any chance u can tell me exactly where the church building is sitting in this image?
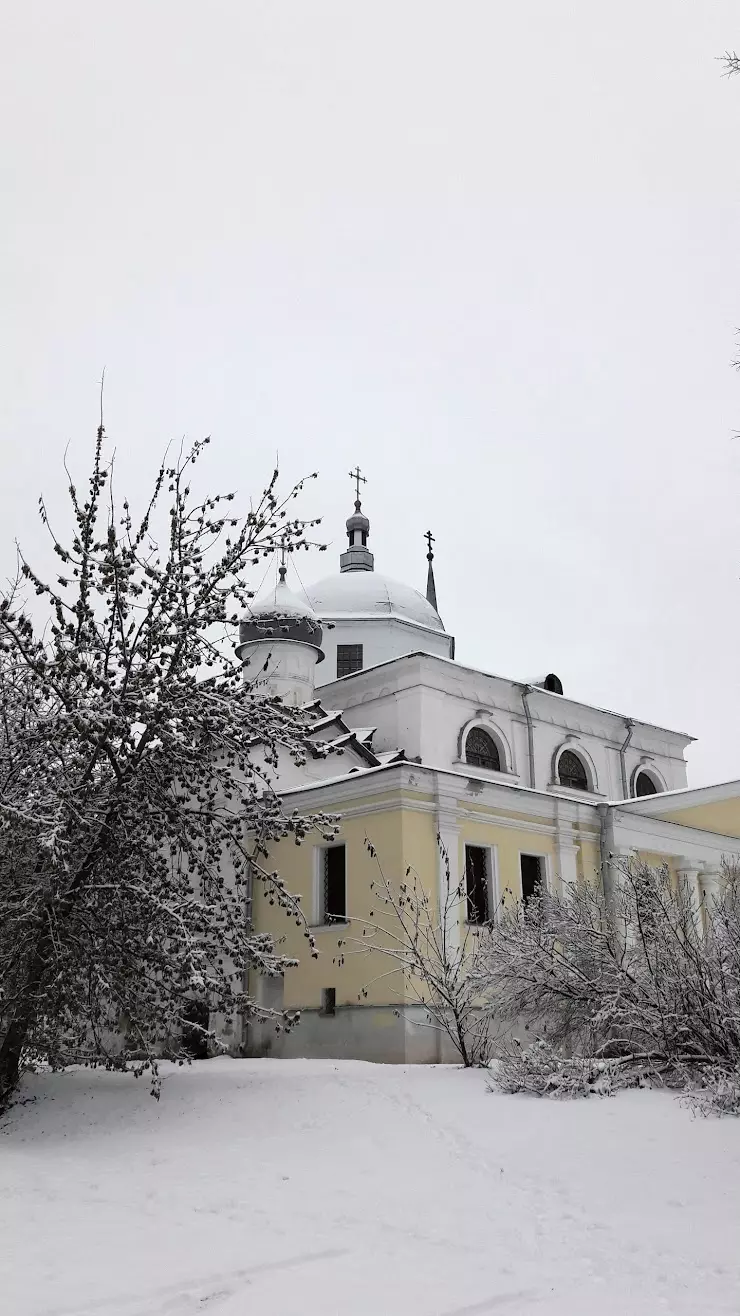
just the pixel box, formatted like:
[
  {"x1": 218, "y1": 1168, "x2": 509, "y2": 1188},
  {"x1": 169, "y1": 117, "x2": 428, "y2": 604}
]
[{"x1": 232, "y1": 474, "x2": 740, "y2": 1063}]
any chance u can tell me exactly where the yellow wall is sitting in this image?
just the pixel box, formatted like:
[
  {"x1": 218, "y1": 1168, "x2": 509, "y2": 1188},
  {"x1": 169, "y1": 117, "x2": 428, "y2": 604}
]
[
  {"x1": 656, "y1": 798, "x2": 740, "y2": 839},
  {"x1": 252, "y1": 799, "x2": 423, "y2": 1011},
  {"x1": 253, "y1": 790, "x2": 611, "y2": 1013}
]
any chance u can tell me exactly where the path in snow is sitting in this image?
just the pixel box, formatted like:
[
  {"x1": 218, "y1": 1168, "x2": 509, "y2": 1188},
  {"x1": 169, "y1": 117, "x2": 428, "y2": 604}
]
[{"x1": 2, "y1": 1058, "x2": 740, "y2": 1316}]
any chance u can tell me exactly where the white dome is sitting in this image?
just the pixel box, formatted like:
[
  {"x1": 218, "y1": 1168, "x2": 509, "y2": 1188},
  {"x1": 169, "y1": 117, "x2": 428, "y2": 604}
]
[
  {"x1": 307, "y1": 571, "x2": 444, "y2": 632},
  {"x1": 247, "y1": 577, "x2": 318, "y2": 622}
]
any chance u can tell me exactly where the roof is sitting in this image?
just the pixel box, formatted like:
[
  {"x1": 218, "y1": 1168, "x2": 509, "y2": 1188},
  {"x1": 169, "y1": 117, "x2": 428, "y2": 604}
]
[
  {"x1": 307, "y1": 571, "x2": 446, "y2": 633},
  {"x1": 321, "y1": 649, "x2": 695, "y2": 743}
]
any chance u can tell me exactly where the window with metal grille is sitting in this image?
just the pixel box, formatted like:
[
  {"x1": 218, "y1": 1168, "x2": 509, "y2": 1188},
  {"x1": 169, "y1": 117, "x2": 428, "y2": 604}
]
[
  {"x1": 465, "y1": 845, "x2": 490, "y2": 924},
  {"x1": 465, "y1": 727, "x2": 501, "y2": 772},
  {"x1": 635, "y1": 770, "x2": 659, "y2": 797},
  {"x1": 320, "y1": 987, "x2": 336, "y2": 1016},
  {"x1": 520, "y1": 854, "x2": 544, "y2": 905},
  {"x1": 336, "y1": 644, "x2": 363, "y2": 678},
  {"x1": 321, "y1": 845, "x2": 347, "y2": 923},
  {"x1": 558, "y1": 749, "x2": 588, "y2": 791}
]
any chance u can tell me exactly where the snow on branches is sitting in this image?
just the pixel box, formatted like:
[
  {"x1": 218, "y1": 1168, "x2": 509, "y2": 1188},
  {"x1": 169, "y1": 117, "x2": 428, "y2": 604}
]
[
  {"x1": 0, "y1": 424, "x2": 333, "y2": 1106},
  {"x1": 475, "y1": 860, "x2": 740, "y2": 1114}
]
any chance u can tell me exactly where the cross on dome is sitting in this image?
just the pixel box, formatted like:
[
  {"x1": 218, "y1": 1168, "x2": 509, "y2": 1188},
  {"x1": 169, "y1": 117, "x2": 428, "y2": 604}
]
[{"x1": 349, "y1": 465, "x2": 367, "y2": 504}]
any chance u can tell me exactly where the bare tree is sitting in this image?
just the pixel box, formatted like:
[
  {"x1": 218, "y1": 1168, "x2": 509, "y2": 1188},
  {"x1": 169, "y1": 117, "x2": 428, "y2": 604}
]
[
  {"x1": 336, "y1": 836, "x2": 495, "y2": 1067},
  {"x1": 474, "y1": 860, "x2": 740, "y2": 1112},
  {"x1": 0, "y1": 422, "x2": 332, "y2": 1107}
]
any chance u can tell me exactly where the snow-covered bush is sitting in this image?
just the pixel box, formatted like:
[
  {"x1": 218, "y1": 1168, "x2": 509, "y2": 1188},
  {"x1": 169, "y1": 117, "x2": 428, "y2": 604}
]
[
  {"x1": 474, "y1": 861, "x2": 740, "y2": 1114},
  {"x1": 492, "y1": 1038, "x2": 621, "y2": 1099},
  {"x1": 0, "y1": 424, "x2": 333, "y2": 1106}
]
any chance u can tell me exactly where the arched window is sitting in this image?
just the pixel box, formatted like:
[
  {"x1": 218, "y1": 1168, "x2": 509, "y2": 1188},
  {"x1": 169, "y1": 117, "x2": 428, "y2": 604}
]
[
  {"x1": 465, "y1": 727, "x2": 501, "y2": 772},
  {"x1": 558, "y1": 749, "x2": 589, "y2": 791},
  {"x1": 635, "y1": 770, "x2": 659, "y2": 797}
]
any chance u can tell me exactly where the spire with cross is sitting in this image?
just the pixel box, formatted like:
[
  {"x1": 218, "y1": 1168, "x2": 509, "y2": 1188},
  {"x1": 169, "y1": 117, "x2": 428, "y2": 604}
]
[
  {"x1": 425, "y1": 530, "x2": 439, "y2": 613},
  {"x1": 340, "y1": 465, "x2": 374, "y2": 573}
]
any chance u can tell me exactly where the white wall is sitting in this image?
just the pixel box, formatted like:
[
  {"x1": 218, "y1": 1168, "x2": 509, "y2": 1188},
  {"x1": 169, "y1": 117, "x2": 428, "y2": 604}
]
[
  {"x1": 316, "y1": 616, "x2": 453, "y2": 686},
  {"x1": 319, "y1": 654, "x2": 690, "y2": 801}
]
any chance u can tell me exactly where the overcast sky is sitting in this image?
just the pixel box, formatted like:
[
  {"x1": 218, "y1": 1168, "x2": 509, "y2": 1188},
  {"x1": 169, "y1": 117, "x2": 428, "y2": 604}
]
[{"x1": 2, "y1": 2, "x2": 740, "y2": 786}]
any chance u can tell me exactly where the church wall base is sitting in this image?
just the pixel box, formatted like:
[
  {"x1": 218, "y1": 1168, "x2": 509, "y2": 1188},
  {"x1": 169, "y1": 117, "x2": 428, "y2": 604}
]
[{"x1": 240, "y1": 1004, "x2": 461, "y2": 1065}]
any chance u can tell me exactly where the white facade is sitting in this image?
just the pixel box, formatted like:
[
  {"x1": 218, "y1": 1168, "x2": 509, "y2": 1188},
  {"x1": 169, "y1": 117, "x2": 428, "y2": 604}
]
[
  {"x1": 317, "y1": 652, "x2": 691, "y2": 803},
  {"x1": 295, "y1": 491, "x2": 692, "y2": 803}
]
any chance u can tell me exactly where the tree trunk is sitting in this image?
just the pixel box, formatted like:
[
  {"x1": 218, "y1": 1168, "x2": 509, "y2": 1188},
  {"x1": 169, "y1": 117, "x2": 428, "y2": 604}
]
[{"x1": 0, "y1": 935, "x2": 51, "y2": 1108}]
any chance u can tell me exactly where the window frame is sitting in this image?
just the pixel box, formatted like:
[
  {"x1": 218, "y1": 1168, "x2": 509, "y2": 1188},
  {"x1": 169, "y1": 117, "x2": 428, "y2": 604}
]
[
  {"x1": 313, "y1": 843, "x2": 348, "y2": 927},
  {"x1": 465, "y1": 727, "x2": 502, "y2": 773},
  {"x1": 336, "y1": 644, "x2": 364, "y2": 678},
  {"x1": 556, "y1": 747, "x2": 591, "y2": 792},
  {"x1": 463, "y1": 843, "x2": 499, "y2": 926},
  {"x1": 631, "y1": 765, "x2": 664, "y2": 798},
  {"x1": 518, "y1": 850, "x2": 549, "y2": 904}
]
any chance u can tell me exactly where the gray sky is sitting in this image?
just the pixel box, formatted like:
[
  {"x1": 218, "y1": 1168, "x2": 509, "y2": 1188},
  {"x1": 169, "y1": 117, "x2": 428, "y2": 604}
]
[{"x1": 2, "y1": 2, "x2": 740, "y2": 786}]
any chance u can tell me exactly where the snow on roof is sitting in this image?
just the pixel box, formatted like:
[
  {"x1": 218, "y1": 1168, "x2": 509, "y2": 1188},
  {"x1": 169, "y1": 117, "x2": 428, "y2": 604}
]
[{"x1": 323, "y1": 650, "x2": 694, "y2": 743}]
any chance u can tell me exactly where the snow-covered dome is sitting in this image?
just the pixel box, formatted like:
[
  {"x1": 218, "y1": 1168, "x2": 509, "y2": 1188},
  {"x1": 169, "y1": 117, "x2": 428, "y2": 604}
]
[
  {"x1": 249, "y1": 577, "x2": 319, "y2": 623},
  {"x1": 237, "y1": 571, "x2": 324, "y2": 657},
  {"x1": 308, "y1": 571, "x2": 444, "y2": 633}
]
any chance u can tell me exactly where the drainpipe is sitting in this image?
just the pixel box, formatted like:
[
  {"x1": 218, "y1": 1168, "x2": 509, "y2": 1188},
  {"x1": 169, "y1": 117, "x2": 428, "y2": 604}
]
[
  {"x1": 619, "y1": 718, "x2": 634, "y2": 800},
  {"x1": 597, "y1": 803, "x2": 610, "y2": 895},
  {"x1": 521, "y1": 685, "x2": 536, "y2": 789}
]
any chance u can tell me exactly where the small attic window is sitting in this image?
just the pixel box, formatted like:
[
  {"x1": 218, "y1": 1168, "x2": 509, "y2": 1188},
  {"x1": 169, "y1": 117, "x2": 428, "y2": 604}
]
[
  {"x1": 542, "y1": 673, "x2": 563, "y2": 695},
  {"x1": 465, "y1": 727, "x2": 501, "y2": 772},
  {"x1": 635, "y1": 770, "x2": 659, "y2": 797},
  {"x1": 558, "y1": 749, "x2": 588, "y2": 791}
]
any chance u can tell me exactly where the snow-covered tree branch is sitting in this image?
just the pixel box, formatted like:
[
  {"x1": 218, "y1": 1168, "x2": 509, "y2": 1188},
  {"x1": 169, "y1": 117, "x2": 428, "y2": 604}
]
[
  {"x1": 336, "y1": 835, "x2": 495, "y2": 1066},
  {"x1": 473, "y1": 860, "x2": 740, "y2": 1112},
  {"x1": 0, "y1": 422, "x2": 333, "y2": 1106}
]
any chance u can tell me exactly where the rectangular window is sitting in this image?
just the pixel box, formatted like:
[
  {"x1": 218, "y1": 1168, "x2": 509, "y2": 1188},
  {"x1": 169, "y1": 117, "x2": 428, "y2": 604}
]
[
  {"x1": 320, "y1": 988, "x2": 336, "y2": 1016},
  {"x1": 336, "y1": 644, "x2": 363, "y2": 678},
  {"x1": 520, "y1": 854, "x2": 544, "y2": 905},
  {"x1": 465, "y1": 845, "x2": 490, "y2": 924},
  {"x1": 321, "y1": 844, "x2": 347, "y2": 924}
]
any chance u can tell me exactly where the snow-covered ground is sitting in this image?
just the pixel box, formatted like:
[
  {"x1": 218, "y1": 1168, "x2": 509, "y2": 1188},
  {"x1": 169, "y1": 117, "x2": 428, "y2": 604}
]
[{"x1": 3, "y1": 1059, "x2": 740, "y2": 1316}]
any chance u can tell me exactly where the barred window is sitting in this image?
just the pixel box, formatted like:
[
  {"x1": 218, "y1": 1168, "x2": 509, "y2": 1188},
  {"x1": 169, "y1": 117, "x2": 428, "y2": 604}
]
[
  {"x1": 558, "y1": 749, "x2": 588, "y2": 791},
  {"x1": 465, "y1": 727, "x2": 501, "y2": 772},
  {"x1": 465, "y1": 845, "x2": 490, "y2": 924},
  {"x1": 321, "y1": 845, "x2": 347, "y2": 924},
  {"x1": 520, "y1": 854, "x2": 544, "y2": 904},
  {"x1": 337, "y1": 644, "x2": 363, "y2": 678}
]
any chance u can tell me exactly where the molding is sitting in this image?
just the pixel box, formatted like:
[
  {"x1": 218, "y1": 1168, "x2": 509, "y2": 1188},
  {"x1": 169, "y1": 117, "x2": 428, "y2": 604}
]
[
  {"x1": 453, "y1": 758, "x2": 520, "y2": 786},
  {"x1": 551, "y1": 739, "x2": 600, "y2": 794},
  {"x1": 547, "y1": 782, "x2": 607, "y2": 802},
  {"x1": 456, "y1": 715, "x2": 515, "y2": 775},
  {"x1": 617, "y1": 778, "x2": 740, "y2": 816},
  {"x1": 611, "y1": 808, "x2": 740, "y2": 859},
  {"x1": 628, "y1": 761, "x2": 668, "y2": 797}
]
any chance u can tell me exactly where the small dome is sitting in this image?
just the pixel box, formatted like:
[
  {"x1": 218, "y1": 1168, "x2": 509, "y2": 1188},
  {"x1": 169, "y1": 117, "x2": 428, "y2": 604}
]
[
  {"x1": 346, "y1": 501, "x2": 370, "y2": 535},
  {"x1": 249, "y1": 577, "x2": 318, "y2": 622},
  {"x1": 307, "y1": 570, "x2": 444, "y2": 632},
  {"x1": 238, "y1": 573, "x2": 324, "y2": 656}
]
